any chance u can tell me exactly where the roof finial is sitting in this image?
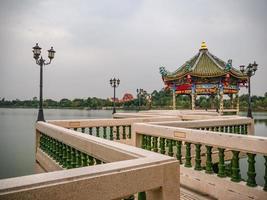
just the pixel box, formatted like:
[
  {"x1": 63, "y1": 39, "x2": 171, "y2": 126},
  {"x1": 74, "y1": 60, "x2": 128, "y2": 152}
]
[{"x1": 200, "y1": 41, "x2": 208, "y2": 50}]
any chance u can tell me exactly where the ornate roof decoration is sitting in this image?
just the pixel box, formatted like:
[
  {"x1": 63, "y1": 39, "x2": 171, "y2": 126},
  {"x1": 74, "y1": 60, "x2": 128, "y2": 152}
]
[{"x1": 160, "y1": 42, "x2": 247, "y2": 81}]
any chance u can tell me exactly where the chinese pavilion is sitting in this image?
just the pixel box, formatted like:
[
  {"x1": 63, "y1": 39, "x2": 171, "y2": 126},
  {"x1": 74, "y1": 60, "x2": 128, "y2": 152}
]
[{"x1": 159, "y1": 42, "x2": 247, "y2": 113}]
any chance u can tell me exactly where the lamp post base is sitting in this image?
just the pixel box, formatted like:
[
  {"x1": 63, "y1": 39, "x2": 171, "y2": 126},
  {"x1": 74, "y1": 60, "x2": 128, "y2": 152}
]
[{"x1": 37, "y1": 109, "x2": 45, "y2": 121}]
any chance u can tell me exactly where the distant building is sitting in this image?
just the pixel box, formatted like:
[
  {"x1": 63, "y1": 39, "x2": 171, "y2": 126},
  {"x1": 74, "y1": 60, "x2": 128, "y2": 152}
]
[
  {"x1": 108, "y1": 97, "x2": 119, "y2": 102},
  {"x1": 121, "y1": 93, "x2": 134, "y2": 103}
]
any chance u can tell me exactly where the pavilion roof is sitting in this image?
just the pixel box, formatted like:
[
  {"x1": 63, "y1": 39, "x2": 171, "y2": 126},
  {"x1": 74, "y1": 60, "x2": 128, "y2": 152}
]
[{"x1": 160, "y1": 42, "x2": 247, "y2": 81}]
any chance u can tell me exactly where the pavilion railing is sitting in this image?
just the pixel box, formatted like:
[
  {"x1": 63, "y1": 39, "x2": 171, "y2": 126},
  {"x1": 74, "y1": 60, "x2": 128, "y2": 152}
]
[
  {"x1": 0, "y1": 122, "x2": 180, "y2": 200},
  {"x1": 132, "y1": 122, "x2": 267, "y2": 200}
]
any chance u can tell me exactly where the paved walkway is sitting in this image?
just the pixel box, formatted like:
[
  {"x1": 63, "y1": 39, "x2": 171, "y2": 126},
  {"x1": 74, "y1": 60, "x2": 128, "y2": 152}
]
[{"x1": 181, "y1": 187, "x2": 215, "y2": 200}]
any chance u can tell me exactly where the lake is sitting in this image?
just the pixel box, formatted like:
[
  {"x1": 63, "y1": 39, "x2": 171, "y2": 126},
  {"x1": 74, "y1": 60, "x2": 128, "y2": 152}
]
[{"x1": 0, "y1": 108, "x2": 266, "y2": 186}]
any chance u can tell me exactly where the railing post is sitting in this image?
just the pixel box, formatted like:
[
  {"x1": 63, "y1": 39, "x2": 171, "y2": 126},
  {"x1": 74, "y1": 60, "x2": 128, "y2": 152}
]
[
  {"x1": 167, "y1": 140, "x2": 173, "y2": 157},
  {"x1": 194, "y1": 144, "x2": 202, "y2": 171},
  {"x1": 128, "y1": 125, "x2": 131, "y2": 139},
  {"x1": 96, "y1": 127, "x2": 100, "y2": 137},
  {"x1": 231, "y1": 150, "x2": 241, "y2": 182},
  {"x1": 109, "y1": 126, "x2": 114, "y2": 140},
  {"x1": 205, "y1": 145, "x2": 213, "y2": 174},
  {"x1": 185, "y1": 142, "x2": 192, "y2": 168},
  {"x1": 160, "y1": 138, "x2": 166, "y2": 155},
  {"x1": 116, "y1": 126, "x2": 120, "y2": 140},
  {"x1": 218, "y1": 148, "x2": 226, "y2": 177},
  {"x1": 176, "y1": 141, "x2": 182, "y2": 164},
  {"x1": 103, "y1": 126, "x2": 107, "y2": 139},
  {"x1": 152, "y1": 137, "x2": 158, "y2": 152},
  {"x1": 247, "y1": 153, "x2": 256, "y2": 187},
  {"x1": 122, "y1": 125, "x2": 126, "y2": 139}
]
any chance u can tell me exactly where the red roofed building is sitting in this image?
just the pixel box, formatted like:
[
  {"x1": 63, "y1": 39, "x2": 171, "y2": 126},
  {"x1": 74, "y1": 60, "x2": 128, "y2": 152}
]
[{"x1": 121, "y1": 93, "x2": 134, "y2": 103}]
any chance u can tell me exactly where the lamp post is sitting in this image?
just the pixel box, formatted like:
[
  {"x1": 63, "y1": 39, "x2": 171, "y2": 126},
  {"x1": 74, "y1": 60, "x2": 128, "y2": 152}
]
[
  {"x1": 110, "y1": 78, "x2": 120, "y2": 114},
  {"x1": 32, "y1": 43, "x2": 56, "y2": 121},
  {"x1": 136, "y1": 88, "x2": 144, "y2": 111},
  {"x1": 239, "y1": 61, "x2": 258, "y2": 118}
]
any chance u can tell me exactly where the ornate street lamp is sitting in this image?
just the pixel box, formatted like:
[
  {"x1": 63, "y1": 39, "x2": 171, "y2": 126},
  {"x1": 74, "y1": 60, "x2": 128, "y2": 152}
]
[
  {"x1": 110, "y1": 78, "x2": 120, "y2": 114},
  {"x1": 136, "y1": 88, "x2": 144, "y2": 111},
  {"x1": 239, "y1": 61, "x2": 258, "y2": 118},
  {"x1": 32, "y1": 43, "x2": 56, "y2": 121}
]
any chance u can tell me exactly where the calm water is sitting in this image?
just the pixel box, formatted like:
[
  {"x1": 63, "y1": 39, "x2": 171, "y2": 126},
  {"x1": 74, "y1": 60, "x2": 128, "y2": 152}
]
[
  {"x1": 0, "y1": 108, "x2": 113, "y2": 179},
  {"x1": 0, "y1": 109, "x2": 266, "y2": 186}
]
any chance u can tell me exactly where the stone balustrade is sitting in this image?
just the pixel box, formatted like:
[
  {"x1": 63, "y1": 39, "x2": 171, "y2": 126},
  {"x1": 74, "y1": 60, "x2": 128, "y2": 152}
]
[
  {"x1": 150, "y1": 117, "x2": 254, "y2": 135},
  {"x1": 132, "y1": 122, "x2": 267, "y2": 199},
  {"x1": 0, "y1": 111, "x2": 264, "y2": 200},
  {"x1": 48, "y1": 116, "x2": 181, "y2": 142},
  {"x1": 0, "y1": 121, "x2": 180, "y2": 200}
]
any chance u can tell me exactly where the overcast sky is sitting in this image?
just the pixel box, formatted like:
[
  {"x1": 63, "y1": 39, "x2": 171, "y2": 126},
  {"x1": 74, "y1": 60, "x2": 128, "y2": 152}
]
[{"x1": 0, "y1": 0, "x2": 266, "y2": 100}]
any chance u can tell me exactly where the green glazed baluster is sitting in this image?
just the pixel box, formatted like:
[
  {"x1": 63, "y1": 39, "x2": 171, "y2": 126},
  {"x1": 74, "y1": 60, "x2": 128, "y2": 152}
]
[
  {"x1": 216, "y1": 127, "x2": 219, "y2": 132},
  {"x1": 185, "y1": 142, "x2": 192, "y2": 168},
  {"x1": 103, "y1": 126, "x2": 107, "y2": 139},
  {"x1": 58, "y1": 142, "x2": 64, "y2": 165},
  {"x1": 244, "y1": 124, "x2": 248, "y2": 134},
  {"x1": 109, "y1": 126, "x2": 114, "y2": 140},
  {"x1": 138, "y1": 191, "x2": 146, "y2": 200},
  {"x1": 147, "y1": 136, "x2": 151, "y2": 151},
  {"x1": 152, "y1": 137, "x2": 158, "y2": 152},
  {"x1": 48, "y1": 136, "x2": 53, "y2": 156},
  {"x1": 96, "y1": 127, "x2": 100, "y2": 137},
  {"x1": 39, "y1": 134, "x2": 44, "y2": 150},
  {"x1": 142, "y1": 135, "x2": 147, "y2": 149},
  {"x1": 168, "y1": 139, "x2": 173, "y2": 157},
  {"x1": 66, "y1": 146, "x2": 72, "y2": 169},
  {"x1": 218, "y1": 148, "x2": 226, "y2": 177},
  {"x1": 231, "y1": 150, "x2": 241, "y2": 182},
  {"x1": 81, "y1": 127, "x2": 85, "y2": 133},
  {"x1": 237, "y1": 125, "x2": 240, "y2": 134},
  {"x1": 229, "y1": 126, "x2": 233, "y2": 133},
  {"x1": 48, "y1": 137, "x2": 53, "y2": 157},
  {"x1": 176, "y1": 141, "x2": 182, "y2": 164},
  {"x1": 122, "y1": 125, "x2": 126, "y2": 139},
  {"x1": 264, "y1": 156, "x2": 267, "y2": 191},
  {"x1": 82, "y1": 153, "x2": 89, "y2": 166},
  {"x1": 52, "y1": 139, "x2": 57, "y2": 159},
  {"x1": 77, "y1": 150, "x2": 82, "y2": 167},
  {"x1": 41, "y1": 134, "x2": 46, "y2": 152},
  {"x1": 128, "y1": 125, "x2": 131, "y2": 139},
  {"x1": 55, "y1": 140, "x2": 60, "y2": 162},
  {"x1": 62, "y1": 144, "x2": 67, "y2": 168},
  {"x1": 160, "y1": 138, "x2": 166, "y2": 154},
  {"x1": 89, "y1": 127, "x2": 93, "y2": 135},
  {"x1": 71, "y1": 148, "x2": 77, "y2": 168},
  {"x1": 219, "y1": 126, "x2": 224, "y2": 132},
  {"x1": 194, "y1": 144, "x2": 202, "y2": 171},
  {"x1": 240, "y1": 125, "x2": 245, "y2": 134},
  {"x1": 205, "y1": 146, "x2": 213, "y2": 174},
  {"x1": 89, "y1": 155, "x2": 94, "y2": 166},
  {"x1": 95, "y1": 158, "x2": 102, "y2": 165},
  {"x1": 247, "y1": 153, "x2": 256, "y2": 187},
  {"x1": 116, "y1": 126, "x2": 120, "y2": 140}
]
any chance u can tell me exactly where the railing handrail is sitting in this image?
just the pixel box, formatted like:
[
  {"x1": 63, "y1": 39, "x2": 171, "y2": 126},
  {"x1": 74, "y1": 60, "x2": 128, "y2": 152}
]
[
  {"x1": 148, "y1": 117, "x2": 253, "y2": 127},
  {"x1": 133, "y1": 123, "x2": 267, "y2": 155},
  {"x1": 47, "y1": 116, "x2": 181, "y2": 128}
]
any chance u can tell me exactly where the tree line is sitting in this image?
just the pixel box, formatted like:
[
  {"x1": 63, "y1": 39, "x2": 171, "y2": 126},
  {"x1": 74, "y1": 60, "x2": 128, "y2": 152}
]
[{"x1": 1, "y1": 90, "x2": 267, "y2": 111}]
